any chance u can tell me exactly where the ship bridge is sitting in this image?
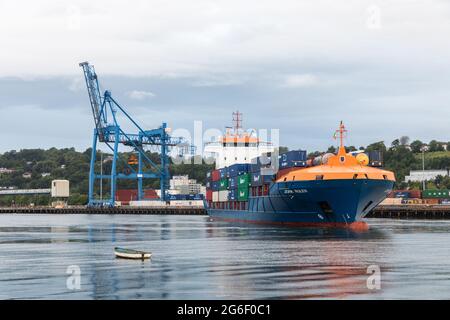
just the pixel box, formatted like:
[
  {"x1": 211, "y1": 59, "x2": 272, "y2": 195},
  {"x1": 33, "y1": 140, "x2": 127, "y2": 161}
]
[{"x1": 204, "y1": 111, "x2": 274, "y2": 169}]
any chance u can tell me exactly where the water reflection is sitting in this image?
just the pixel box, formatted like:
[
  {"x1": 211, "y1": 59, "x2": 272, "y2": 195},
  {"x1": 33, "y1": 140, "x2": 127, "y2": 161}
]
[{"x1": 0, "y1": 215, "x2": 449, "y2": 299}]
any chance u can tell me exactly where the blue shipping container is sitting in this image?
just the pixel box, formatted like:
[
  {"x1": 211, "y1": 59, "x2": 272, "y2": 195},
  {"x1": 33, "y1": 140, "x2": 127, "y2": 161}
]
[
  {"x1": 229, "y1": 176, "x2": 238, "y2": 189},
  {"x1": 211, "y1": 181, "x2": 220, "y2": 191},
  {"x1": 186, "y1": 194, "x2": 204, "y2": 200},
  {"x1": 168, "y1": 194, "x2": 188, "y2": 200},
  {"x1": 394, "y1": 192, "x2": 410, "y2": 199},
  {"x1": 193, "y1": 194, "x2": 204, "y2": 200},
  {"x1": 168, "y1": 194, "x2": 177, "y2": 200},
  {"x1": 219, "y1": 168, "x2": 228, "y2": 179},
  {"x1": 279, "y1": 150, "x2": 307, "y2": 169},
  {"x1": 228, "y1": 163, "x2": 250, "y2": 177},
  {"x1": 228, "y1": 189, "x2": 237, "y2": 201}
]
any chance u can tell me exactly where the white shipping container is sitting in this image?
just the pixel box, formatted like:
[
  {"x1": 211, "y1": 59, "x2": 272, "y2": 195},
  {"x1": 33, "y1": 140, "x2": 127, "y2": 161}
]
[
  {"x1": 212, "y1": 191, "x2": 219, "y2": 202},
  {"x1": 169, "y1": 200, "x2": 204, "y2": 207},
  {"x1": 379, "y1": 198, "x2": 403, "y2": 206},
  {"x1": 129, "y1": 200, "x2": 167, "y2": 207},
  {"x1": 219, "y1": 190, "x2": 228, "y2": 202},
  {"x1": 51, "y1": 180, "x2": 70, "y2": 198}
]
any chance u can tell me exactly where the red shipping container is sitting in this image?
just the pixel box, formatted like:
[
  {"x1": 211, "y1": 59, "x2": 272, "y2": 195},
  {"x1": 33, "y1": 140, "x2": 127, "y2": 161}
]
[
  {"x1": 257, "y1": 186, "x2": 263, "y2": 196},
  {"x1": 206, "y1": 190, "x2": 213, "y2": 201},
  {"x1": 408, "y1": 190, "x2": 422, "y2": 199},
  {"x1": 263, "y1": 184, "x2": 269, "y2": 195},
  {"x1": 211, "y1": 170, "x2": 220, "y2": 181},
  {"x1": 116, "y1": 189, "x2": 159, "y2": 205}
]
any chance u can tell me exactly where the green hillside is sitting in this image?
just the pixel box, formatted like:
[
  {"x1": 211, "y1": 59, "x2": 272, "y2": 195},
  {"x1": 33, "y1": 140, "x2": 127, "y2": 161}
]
[
  {"x1": 0, "y1": 148, "x2": 214, "y2": 206},
  {"x1": 2, "y1": 139, "x2": 450, "y2": 206}
]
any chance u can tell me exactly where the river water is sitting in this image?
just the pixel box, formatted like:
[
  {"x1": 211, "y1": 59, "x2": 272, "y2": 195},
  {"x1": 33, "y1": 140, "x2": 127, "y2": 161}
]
[{"x1": 0, "y1": 214, "x2": 449, "y2": 299}]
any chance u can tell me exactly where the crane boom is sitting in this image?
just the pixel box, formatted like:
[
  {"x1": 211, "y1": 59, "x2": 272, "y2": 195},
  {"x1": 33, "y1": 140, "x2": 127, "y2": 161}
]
[{"x1": 79, "y1": 61, "x2": 106, "y2": 141}]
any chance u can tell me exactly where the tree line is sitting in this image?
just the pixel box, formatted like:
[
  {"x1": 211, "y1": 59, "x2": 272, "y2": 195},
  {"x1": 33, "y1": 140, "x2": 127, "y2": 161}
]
[{"x1": 1, "y1": 138, "x2": 449, "y2": 205}]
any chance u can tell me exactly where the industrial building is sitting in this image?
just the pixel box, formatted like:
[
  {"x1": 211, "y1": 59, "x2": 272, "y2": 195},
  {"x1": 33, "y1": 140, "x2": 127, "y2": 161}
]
[{"x1": 404, "y1": 170, "x2": 450, "y2": 182}]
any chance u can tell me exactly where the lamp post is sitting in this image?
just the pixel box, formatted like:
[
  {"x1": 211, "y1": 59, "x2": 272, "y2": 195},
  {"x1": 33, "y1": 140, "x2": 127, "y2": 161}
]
[{"x1": 421, "y1": 146, "x2": 426, "y2": 191}]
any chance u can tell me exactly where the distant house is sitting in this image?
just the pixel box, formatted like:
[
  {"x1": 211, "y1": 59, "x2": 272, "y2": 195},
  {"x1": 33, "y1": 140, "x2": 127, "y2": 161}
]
[
  {"x1": 41, "y1": 172, "x2": 51, "y2": 177},
  {"x1": 0, "y1": 168, "x2": 14, "y2": 174},
  {"x1": 22, "y1": 172, "x2": 32, "y2": 179},
  {"x1": 60, "y1": 165, "x2": 66, "y2": 169},
  {"x1": 0, "y1": 186, "x2": 17, "y2": 190},
  {"x1": 103, "y1": 156, "x2": 114, "y2": 163}
]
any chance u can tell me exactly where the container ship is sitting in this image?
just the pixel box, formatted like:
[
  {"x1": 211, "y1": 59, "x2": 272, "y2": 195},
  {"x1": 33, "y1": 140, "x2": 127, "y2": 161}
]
[{"x1": 204, "y1": 113, "x2": 396, "y2": 229}]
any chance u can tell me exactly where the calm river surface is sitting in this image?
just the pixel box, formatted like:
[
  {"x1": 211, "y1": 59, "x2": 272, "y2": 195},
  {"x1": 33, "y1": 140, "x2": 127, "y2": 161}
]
[{"x1": 0, "y1": 214, "x2": 449, "y2": 299}]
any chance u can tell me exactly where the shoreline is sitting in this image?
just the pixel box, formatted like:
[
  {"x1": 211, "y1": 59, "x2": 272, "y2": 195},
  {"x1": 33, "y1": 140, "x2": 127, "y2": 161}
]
[{"x1": 1, "y1": 205, "x2": 450, "y2": 219}]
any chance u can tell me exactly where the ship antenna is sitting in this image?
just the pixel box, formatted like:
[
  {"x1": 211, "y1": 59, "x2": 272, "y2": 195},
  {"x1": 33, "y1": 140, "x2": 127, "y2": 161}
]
[
  {"x1": 334, "y1": 121, "x2": 347, "y2": 153},
  {"x1": 232, "y1": 110, "x2": 242, "y2": 135}
]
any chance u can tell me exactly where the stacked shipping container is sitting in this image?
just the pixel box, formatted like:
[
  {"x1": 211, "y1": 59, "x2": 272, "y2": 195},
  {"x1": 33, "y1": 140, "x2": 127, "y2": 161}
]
[
  {"x1": 382, "y1": 189, "x2": 450, "y2": 205},
  {"x1": 206, "y1": 150, "x2": 308, "y2": 210}
]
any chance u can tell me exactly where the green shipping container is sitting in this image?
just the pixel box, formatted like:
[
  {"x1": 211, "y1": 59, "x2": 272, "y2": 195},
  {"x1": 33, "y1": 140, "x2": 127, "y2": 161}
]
[
  {"x1": 219, "y1": 178, "x2": 229, "y2": 190},
  {"x1": 237, "y1": 173, "x2": 250, "y2": 187},
  {"x1": 422, "y1": 189, "x2": 450, "y2": 199},
  {"x1": 237, "y1": 186, "x2": 249, "y2": 201}
]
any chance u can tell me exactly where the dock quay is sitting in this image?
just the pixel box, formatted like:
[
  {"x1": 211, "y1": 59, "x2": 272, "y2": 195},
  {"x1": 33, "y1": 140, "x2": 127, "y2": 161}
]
[
  {"x1": 368, "y1": 205, "x2": 450, "y2": 219},
  {"x1": 0, "y1": 206, "x2": 207, "y2": 215},
  {"x1": 2, "y1": 205, "x2": 450, "y2": 219}
]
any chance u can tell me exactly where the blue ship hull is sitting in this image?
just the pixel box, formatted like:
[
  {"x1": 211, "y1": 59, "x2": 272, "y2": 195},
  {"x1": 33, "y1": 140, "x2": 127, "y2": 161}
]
[{"x1": 207, "y1": 179, "x2": 394, "y2": 227}]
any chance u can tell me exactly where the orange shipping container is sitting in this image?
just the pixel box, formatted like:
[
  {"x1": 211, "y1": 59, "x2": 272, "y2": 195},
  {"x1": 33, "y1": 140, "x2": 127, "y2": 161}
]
[{"x1": 423, "y1": 198, "x2": 440, "y2": 205}]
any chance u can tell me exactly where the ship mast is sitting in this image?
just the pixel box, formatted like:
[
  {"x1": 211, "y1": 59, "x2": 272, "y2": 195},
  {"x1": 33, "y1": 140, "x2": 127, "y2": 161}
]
[
  {"x1": 335, "y1": 121, "x2": 347, "y2": 154},
  {"x1": 232, "y1": 110, "x2": 242, "y2": 136}
]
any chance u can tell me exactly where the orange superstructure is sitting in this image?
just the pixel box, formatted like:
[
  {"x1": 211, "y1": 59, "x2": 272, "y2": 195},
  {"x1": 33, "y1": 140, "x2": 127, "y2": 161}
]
[
  {"x1": 276, "y1": 122, "x2": 396, "y2": 182},
  {"x1": 219, "y1": 133, "x2": 260, "y2": 144}
]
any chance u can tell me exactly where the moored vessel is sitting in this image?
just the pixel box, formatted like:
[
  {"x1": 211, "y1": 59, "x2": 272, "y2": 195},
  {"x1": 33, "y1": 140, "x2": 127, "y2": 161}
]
[
  {"x1": 205, "y1": 115, "x2": 395, "y2": 229},
  {"x1": 114, "y1": 247, "x2": 152, "y2": 260}
]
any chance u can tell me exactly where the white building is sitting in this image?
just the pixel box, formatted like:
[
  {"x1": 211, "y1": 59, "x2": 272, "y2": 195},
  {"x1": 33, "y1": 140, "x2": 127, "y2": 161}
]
[
  {"x1": 22, "y1": 172, "x2": 32, "y2": 179},
  {"x1": 405, "y1": 170, "x2": 450, "y2": 182},
  {"x1": 51, "y1": 180, "x2": 70, "y2": 198},
  {"x1": 169, "y1": 175, "x2": 203, "y2": 194}
]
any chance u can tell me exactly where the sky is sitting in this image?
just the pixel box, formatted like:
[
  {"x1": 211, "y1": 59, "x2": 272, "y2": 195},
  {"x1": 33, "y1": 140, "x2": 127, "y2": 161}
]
[{"x1": 1, "y1": 0, "x2": 450, "y2": 154}]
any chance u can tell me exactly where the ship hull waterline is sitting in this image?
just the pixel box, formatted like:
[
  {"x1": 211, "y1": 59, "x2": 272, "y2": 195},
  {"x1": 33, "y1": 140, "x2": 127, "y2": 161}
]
[{"x1": 207, "y1": 179, "x2": 394, "y2": 230}]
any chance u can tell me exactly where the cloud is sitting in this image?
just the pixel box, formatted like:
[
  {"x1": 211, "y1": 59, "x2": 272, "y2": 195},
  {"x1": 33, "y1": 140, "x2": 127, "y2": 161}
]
[
  {"x1": 1, "y1": 0, "x2": 450, "y2": 78},
  {"x1": 68, "y1": 77, "x2": 84, "y2": 92},
  {"x1": 281, "y1": 74, "x2": 319, "y2": 88},
  {"x1": 126, "y1": 90, "x2": 156, "y2": 100},
  {"x1": 190, "y1": 75, "x2": 247, "y2": 87}
]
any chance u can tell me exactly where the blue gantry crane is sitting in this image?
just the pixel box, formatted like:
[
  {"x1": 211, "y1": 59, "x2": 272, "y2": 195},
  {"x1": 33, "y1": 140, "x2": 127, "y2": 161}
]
[{"x1": 79, "y1": 61, "x2": 183, "y2": 207}]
